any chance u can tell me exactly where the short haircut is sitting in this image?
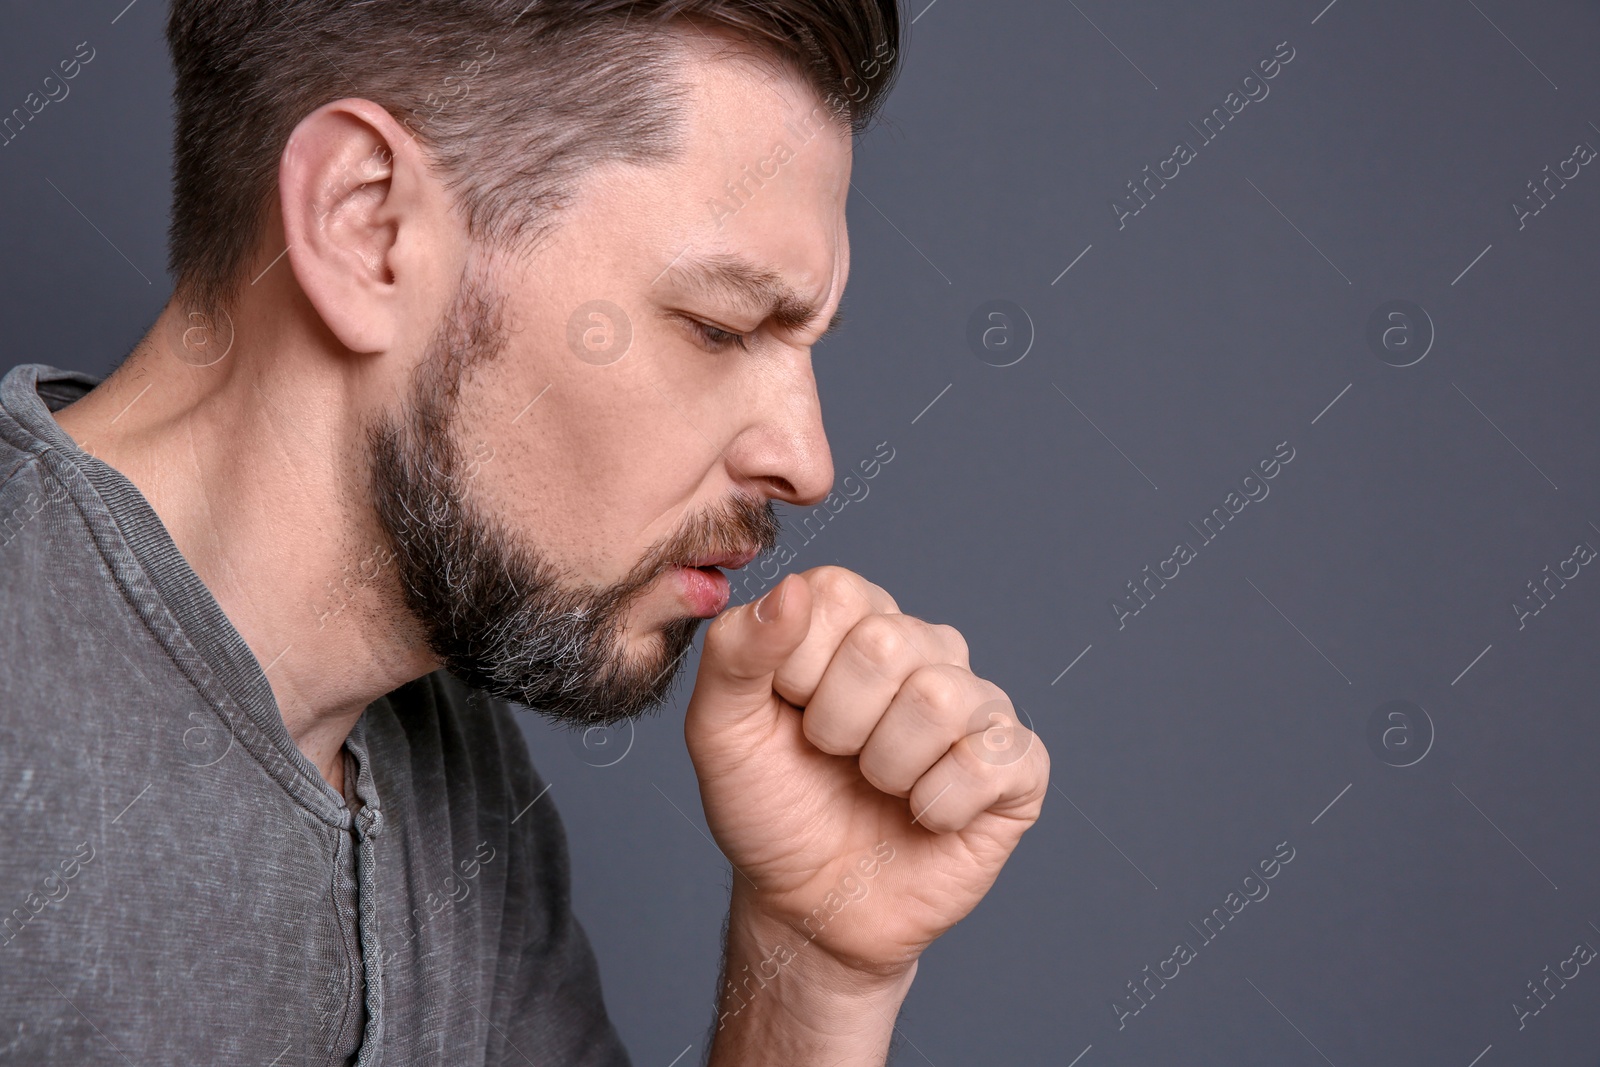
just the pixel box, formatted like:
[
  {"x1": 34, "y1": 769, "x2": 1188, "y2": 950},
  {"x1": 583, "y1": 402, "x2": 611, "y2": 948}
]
[{"x1": 165, "y1": 0, "x2": 901, "y2": 317}]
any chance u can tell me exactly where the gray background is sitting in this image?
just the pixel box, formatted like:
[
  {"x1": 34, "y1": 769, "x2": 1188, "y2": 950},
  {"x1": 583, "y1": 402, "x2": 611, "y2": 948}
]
[{"x1": 5, "y1": 0, "x2": 1600, "y2": 1063}]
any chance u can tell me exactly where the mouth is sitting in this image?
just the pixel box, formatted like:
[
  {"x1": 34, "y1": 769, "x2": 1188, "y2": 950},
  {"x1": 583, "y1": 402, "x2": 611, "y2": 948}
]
[
  {"x1": 671, "y1": 547, "x2": 762, "y2": 617},
  {"x1": 681, "y1": 546, "x2": 762, "y2": 571}
]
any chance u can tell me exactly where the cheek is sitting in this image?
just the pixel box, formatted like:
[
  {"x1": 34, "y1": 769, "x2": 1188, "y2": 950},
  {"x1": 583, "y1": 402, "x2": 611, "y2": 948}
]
[{"x1": 453, "y1": 356, "x2": 721, "y2": 575}]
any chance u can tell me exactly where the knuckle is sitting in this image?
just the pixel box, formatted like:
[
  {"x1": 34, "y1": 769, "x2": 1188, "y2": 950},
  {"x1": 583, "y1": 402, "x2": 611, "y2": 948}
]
[
  {"x1": 848, "y1": 612, "x2": 904, "y2": 668},
  {"x1": 807, "y1": 565, "x2": 860, "y2": 607},
  {"x1": 976, "y1": 677, "x2": 1011, "y2": 708},
  {"x1": 867, "y1": 579, "x2": 900, "y2": 614},
  {"x1": 934, "y1": 622, "x2": 969, "y2": 661},
  {"x1": 906, "y1": 663, "x2": 967, "y2": 717},
  {"x1": 806, "y1": 564, "x2": 898, "y2": 616}
]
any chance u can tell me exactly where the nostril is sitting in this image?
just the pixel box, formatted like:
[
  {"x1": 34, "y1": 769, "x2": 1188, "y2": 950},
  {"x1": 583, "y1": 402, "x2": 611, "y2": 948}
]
[{"x1": 762, "y1": 476, "x2": 798, "y2": 499}]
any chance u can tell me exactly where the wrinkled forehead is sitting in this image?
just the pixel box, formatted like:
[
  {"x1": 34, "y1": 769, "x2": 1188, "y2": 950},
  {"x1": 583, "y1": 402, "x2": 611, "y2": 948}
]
[{"x1": 649, "y1": 35, "x2": 855, "y2": 308}]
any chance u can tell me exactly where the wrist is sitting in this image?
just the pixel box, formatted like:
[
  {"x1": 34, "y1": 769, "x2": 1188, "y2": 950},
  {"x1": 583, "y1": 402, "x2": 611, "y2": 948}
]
[{"x1": 713, "y1": 891, "x2": 916, "y2": 1045}]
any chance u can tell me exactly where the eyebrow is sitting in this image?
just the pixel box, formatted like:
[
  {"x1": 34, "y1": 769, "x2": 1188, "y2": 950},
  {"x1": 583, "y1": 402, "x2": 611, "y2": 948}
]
[{"x1": 656, "y1": 251, "x2": 843, "y2": 340}]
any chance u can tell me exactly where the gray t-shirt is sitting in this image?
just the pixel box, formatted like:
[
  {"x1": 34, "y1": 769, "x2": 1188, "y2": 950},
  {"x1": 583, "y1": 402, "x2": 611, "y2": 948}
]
[{"x1": 0, "y1": 363, "x2": 633, "y2": 1066}]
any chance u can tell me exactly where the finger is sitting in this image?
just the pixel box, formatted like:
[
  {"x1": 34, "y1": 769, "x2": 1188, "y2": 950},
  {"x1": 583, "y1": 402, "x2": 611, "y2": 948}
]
[
  {"x1": 771, "y1": 566, "x2": 901, "y2": 708},
  {"x1": 855, "y1": 665, "x2": 1003, "y2": 796},
  {"x1": 907, "y1": 720, "x2": 1050, "y2": 835},
  {"x1": 685, "y1": 573, "x2": 812, "y2": 735},
  {"x1": 802, "y1": 623, "x2": 971, "y2": 757}
]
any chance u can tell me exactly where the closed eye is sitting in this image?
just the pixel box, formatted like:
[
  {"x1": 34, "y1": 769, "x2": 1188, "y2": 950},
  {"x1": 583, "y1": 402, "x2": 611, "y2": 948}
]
[{"x1": 684, "y1": 316, "x2": 751, "y2": 352}]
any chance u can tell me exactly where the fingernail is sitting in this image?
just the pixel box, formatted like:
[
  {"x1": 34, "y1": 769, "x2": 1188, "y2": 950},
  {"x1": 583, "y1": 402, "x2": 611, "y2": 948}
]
[{"x1": 754, "y1": 580, "x2": 786, "y2": 624}]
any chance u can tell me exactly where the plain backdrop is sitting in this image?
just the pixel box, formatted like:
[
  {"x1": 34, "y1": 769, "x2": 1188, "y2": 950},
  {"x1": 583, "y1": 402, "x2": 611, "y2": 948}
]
[{"x1": 5, "y1": 1, "x2": 1600, "y2": 1063}]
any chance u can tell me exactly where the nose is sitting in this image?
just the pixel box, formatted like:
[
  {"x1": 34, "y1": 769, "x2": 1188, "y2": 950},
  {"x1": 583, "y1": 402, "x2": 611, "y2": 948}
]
[{"x1": 724, "y1": 352, "x2": 834, "y2": 507}]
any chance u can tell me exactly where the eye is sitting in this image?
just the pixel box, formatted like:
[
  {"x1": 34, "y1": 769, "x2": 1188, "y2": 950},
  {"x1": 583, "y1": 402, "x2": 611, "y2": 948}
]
[{"x1": 684, "y1": 316, "x2": 751, "y2": 352}]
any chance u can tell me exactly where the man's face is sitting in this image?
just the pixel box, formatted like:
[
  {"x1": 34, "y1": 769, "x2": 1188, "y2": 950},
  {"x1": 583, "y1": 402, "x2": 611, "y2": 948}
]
[{"x1": 369, "y1": 38, "x2": 851, "y2": 725}]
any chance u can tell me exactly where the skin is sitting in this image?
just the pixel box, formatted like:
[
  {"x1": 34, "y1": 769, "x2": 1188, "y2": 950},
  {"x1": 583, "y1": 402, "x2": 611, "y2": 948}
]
[{"x1": 51, "y1": 29, "x2": 1049, "y2": 1064}]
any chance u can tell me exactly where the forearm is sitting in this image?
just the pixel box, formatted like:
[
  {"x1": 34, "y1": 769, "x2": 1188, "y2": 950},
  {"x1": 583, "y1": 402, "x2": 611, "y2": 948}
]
[{"x1": 705, "y1": 894, "x2": 917, "y2": 1066}]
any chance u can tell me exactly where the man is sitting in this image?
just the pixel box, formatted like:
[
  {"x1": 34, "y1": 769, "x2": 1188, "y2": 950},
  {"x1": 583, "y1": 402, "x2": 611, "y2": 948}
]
[{"x1": 0, "y1": 1, "x2": 1049, "y2": 1062}]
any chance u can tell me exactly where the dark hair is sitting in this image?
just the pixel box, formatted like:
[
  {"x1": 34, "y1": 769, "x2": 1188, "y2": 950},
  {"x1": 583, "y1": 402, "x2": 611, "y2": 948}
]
[{"x1": 165, "y1": 0, "x2": 901, "y2": 318}]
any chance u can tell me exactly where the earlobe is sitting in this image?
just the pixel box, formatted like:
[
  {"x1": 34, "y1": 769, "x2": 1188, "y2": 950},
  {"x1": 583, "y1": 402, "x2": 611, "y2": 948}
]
[{"x1": 276, "y1": 99, "x2": 414, "y2": 355}]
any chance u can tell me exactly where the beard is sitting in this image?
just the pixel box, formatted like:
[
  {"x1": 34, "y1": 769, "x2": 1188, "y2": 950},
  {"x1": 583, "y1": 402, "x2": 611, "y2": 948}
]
[{"x1": 365, "y1": 264, "x2": 781, "y2": 727}]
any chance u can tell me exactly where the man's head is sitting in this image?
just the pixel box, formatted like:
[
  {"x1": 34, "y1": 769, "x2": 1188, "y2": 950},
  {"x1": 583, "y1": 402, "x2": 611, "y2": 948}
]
[{"x1": 160, "y1": 1, "x2": 899, "y2": 724}]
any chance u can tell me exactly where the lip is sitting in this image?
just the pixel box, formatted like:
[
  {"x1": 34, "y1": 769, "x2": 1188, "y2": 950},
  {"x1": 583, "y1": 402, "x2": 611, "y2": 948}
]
[
  {"x1": 675, "y1": 564, "x2": 732, "y2": 617},
  {"x1": 682, "y1": 546, "x2": 761, "y2": 571}
]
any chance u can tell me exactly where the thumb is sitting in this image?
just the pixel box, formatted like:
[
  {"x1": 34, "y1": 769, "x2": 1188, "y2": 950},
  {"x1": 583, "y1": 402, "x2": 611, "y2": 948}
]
[{"x1": 687, "y1": 573, "x2": 812, "y2": 734}]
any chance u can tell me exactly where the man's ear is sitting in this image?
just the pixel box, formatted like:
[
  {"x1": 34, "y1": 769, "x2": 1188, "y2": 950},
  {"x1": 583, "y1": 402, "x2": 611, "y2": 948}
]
[{"x1": 276, "y1": 99, "x2": 445, "y2": 355}]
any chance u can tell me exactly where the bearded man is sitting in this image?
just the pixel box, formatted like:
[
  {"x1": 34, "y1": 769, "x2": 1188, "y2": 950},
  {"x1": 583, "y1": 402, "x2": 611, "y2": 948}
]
[{"x1": 0, "y1": 2, "x2": 1049, "y2": 1063}]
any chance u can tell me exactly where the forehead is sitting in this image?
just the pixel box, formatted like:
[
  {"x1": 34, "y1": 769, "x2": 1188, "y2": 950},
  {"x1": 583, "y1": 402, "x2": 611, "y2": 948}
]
[{"x1": 566, "y1": 31, "x2": 854, "y2": 311}]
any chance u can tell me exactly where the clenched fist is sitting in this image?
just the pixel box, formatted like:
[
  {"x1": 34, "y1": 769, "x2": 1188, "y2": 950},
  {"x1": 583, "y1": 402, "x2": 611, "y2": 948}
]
[{"x1": 685, "y1": 565, "x2": 1050, "y2": 986}]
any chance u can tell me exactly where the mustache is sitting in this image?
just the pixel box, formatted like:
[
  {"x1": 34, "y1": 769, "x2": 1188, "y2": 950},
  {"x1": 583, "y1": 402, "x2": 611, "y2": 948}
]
[{"x1": 626, "y1": 491, "x2": 783, "y2": 593}]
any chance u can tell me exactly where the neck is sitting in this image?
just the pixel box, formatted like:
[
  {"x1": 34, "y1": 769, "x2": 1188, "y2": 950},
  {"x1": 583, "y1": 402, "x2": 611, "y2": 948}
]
[{"x1": 51, "y1": 299, "x2": 438, "y2": 788}]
